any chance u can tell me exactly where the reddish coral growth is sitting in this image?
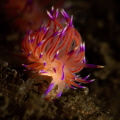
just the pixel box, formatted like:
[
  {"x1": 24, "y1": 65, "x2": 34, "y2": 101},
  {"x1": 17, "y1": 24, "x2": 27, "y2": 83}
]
[{"x1": 4, "y1": 0, "x2": 65, "y2": 32}]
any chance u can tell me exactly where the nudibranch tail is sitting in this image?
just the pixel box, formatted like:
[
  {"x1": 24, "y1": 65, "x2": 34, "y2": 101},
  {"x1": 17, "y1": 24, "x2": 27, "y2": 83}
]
[{"x1": 21, "y1": 7, "x2": 104, "y2": 98}]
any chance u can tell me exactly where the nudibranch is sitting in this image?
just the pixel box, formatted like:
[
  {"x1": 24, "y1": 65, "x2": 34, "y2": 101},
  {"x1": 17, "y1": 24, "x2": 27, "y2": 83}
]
[{"x1": 21, "y1": 7, "x2": 104, "y2": 98}]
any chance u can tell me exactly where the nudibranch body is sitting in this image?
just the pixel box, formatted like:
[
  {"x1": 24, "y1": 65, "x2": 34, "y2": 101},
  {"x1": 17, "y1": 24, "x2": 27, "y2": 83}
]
[{"x1": 21, "y1": 7, "x2": 103, "y2": 98}]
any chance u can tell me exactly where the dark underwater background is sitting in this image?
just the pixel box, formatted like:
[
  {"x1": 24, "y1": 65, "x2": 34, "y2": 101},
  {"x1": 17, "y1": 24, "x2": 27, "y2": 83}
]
[{"x1": 0, "y1": 0, "x2": 120, "y2": 120}]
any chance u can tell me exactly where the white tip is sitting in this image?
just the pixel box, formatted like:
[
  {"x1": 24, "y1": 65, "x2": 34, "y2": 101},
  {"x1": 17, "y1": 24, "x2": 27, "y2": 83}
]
[
  {"x1": 46, "y1": 10, "x2": 53, "y2": 19},
  {"x1": 57, "y1": 50, "x2": 59, "y2": 54},
  {"x1": 51, "y1": 6, "x2": 54, "y2": 11}
]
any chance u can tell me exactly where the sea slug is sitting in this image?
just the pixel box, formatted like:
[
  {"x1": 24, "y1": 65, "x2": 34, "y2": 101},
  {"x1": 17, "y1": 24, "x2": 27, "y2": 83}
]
[{"x1": 21, "y1": 7, "x2": 104, "y2": 98}]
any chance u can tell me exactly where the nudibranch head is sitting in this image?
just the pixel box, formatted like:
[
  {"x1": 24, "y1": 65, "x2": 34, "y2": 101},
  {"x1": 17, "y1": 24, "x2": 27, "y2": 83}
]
[{"x1": 21, "y1": 7, "x2": 104, "y2": 98}]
